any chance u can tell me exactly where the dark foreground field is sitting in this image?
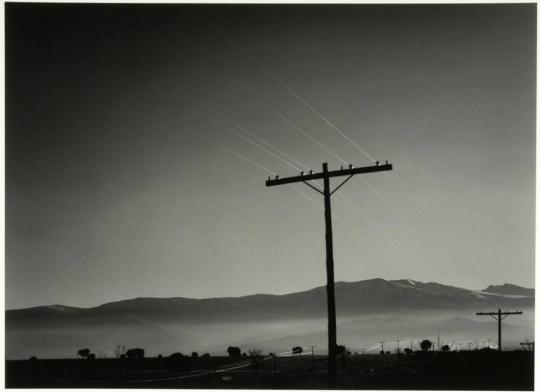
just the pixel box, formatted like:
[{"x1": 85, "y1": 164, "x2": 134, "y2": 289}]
[{"x1": 6, "y1": 351, "x2": 533, "y2": 389}]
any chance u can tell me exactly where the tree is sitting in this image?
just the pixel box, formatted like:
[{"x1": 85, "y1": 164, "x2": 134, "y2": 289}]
[
  {"x1": 126, "y1": 348, "x2": 145, "y2": 359},
  {"x1": 336, "y1": 345, "x2": 347, "y2": 356},
  {"x1": 292, "y1": 346, "x2": 303, "y2": 355},
  {"x1": 227, "y1": 346, "x2": 242, "y2": 358},
  {"x1": 77, "y1": 348, "x2": 90, "y2": 359},
  {"x1": 420, "y1": 340, "x2": 433, "y2": 352},
  {"x1": 87, "y1": 353, "x2": 96, "y2": 360},
  {"x1": 404, "y1": 348, "x2": 413, "y2": 355},
  {"x1": 441, "y1": 345, "x2": 450, "y2": 352},
  {"x1": 192, "y1": 352, "x2": 199, "y2": 358}
]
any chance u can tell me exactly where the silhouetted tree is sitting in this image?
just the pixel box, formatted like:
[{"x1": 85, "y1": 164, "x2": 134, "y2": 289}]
[
  {"x1": 192, "y1": 352, "x2": 198, "y2": 358},
  {"x1": 441, "y1": 345, "x2": 450, "y2": 352},
  {"x1": 380, "y1": 350, "x2": 385, "y2": 355},
  {"x1": 29, "y1": 356, "x2": 38, "y2": 361},
  {"x1": 87, "y1": 353, "x2": 96, "y2": 360},
  {"x1": 77, "y1": 348, "x2": 90, "y2": 359},
  {"x1": 168, "y1": 352, "x2": 184, "y2": 360},
  {"x1": 420, "y1": 340, "x2": 433, "y2": 352},
  {"x1": 126, "y1": 348, "x2": 145, "y2": 359},
  {"x1": 227, "y1": 346, "x2": 242, "y2": 358},
  {"x1": 292, "y1": 346, "x2": 303, "y2": 355},
  {"x1": 404, "y1": 348, "x2": 413, "y2": 355},
  {"x1": 202, "y1": 353, "x2": 210, "y2": 358},
  {"x1": 336, "y1": 345, "x2": 346, "y2": 356}
]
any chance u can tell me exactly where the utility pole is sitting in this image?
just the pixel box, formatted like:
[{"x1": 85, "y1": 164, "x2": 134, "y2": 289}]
[
  {"x1": 266, "y1": 161, "x2": 392, "y2": 388},
  {"x1": 380, "y1": 341, "x2": 385, "y2": 353},
  {"x1": 310, "y1": 345, "x2": 317, "y2": 378},
  {"x1": 396, "y1": 338, "x2": 400, "y2": 354},
  {"x1": 476, "y1": 309, "x2": 523, "y2": 351}
]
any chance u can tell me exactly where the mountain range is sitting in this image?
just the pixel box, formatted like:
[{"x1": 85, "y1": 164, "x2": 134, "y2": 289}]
[
  {"x1": 7, "y1": 278, "x2": 533, "y2": 327},
  {"x1": 6, "y1": 279, "x2": 534, "y2": 359}
]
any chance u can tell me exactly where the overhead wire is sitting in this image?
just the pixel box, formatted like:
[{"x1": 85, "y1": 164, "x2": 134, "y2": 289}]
[
  {"x1": 190, "y1": 96, "x2": 404, "y2": 249},
  {"x1": 192, "y1": 106, "x2": 303, "y2": 172},
  {"x1": 237, "y1": 84, "x2": 350, "y2": 166},
  {"x1": 188, "y1": 126, "x2": 397, "y2": 259},
  {"x1": 225, "y1": 38, "x2": 410, "y2": 202},
  {"x1": 190, "y1": 95, "x2": 310, "y2": 171}
]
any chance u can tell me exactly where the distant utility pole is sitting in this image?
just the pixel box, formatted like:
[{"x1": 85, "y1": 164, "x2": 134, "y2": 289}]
[
  {"x1": 310, "y1": 345, "x2": 317, "y2": 377},
  {"x1": 380, "y1": 341, "x2": 385, "y2": 352},
  {"x1": 476, "y1": 309, "x2": 523, "y2": 351},
  {"x1": 396, "y1": 338, "x2": 400, "y2": 354},
  {"x1": 266, "y1": 161, "x2": 392, "y2": 388}
]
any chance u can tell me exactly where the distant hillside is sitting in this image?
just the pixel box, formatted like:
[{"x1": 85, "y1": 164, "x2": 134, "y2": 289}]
[
  {"x1": 6, "y1": 278, "x2": 534, "y2": 359},
  {"x1": 7, "y1": 278, "x2": 534, "y2": 328},
  {"x1": 483, "y1": 283, "x2": 534, "y2": 297}
]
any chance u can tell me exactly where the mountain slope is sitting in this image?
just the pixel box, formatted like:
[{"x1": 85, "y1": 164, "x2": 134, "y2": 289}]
[
  {"x1": 6, "y1": 278, "x2": 534, "y2": 359},
  {"x1": 7, "y1": 278, "x2": 533, "y2": 327},
  {"x1": 483, "y1": 283, "x2": 534, "y2": 297}
]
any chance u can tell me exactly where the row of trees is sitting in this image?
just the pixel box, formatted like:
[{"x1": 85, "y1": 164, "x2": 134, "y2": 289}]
[
  {"x1": 78, "y1": 347, "x2": 144, "y2": 359},
  {"x1": 78, "y1": 342, "x2": 445, "y2": 361}
]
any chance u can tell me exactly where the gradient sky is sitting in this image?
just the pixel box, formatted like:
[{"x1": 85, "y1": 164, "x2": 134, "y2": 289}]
[{"x1": 6, "y1": 4, "x2": 536, "y2": 309}]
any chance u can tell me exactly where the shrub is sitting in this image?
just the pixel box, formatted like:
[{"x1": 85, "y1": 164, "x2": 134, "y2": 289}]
[{"x1": 227, "y1": 346, "x2": 242, "y2": 357}]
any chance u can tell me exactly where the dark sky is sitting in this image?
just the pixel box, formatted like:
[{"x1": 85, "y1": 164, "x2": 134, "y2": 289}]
[{"x1": 6, "y1": 4, "x2": 536, "y2": 309}]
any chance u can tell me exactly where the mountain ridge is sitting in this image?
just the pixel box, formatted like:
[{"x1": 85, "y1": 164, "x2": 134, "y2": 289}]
[{"x1": 7, "y1": 278, "x2": 533, "y2": 326}]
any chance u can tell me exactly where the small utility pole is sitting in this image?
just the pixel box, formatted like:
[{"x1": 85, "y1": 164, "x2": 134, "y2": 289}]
[
  {"x1": 476, "y1": 309, "x2": 523, "y2": 351},
  {"x1": 266, "y1": 161, "x2": 392, "y2": 388}
]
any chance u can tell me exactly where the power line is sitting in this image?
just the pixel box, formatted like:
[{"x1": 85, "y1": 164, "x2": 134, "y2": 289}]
[
  {"x1": 193, "y1": 107, "x2": 303, "y2": 172},
  {"x1": 266, "y1": 162, "x2": 393, "y2": 388},
  {"x1": 190, "y1": 96, "x2": 310, "y2": 171},
  {"x1": 189, "y1": 127, "x2": 394, "y2": 256},
  {"x1": 476, "y1": 309, "x2": 523, "y2": 351},
  {"x1": 229, "y1": 41, "x2": 376, "y2": 163},
  {"x1": 238, "y1": 84, "x2": 349, "y2": 165}
]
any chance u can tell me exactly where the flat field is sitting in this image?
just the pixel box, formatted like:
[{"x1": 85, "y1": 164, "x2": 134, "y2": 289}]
[{"x1": 6, "y1": 351, "x2": 533, "y2": 389}]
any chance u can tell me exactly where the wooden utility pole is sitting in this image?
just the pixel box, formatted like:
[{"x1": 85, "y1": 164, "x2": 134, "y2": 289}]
[
  {"x1": 476, "y1": 309, "x2": 523, "y2": 351},
  {"x1": 266, "y1": 161, "x2": 392, "y2": 388}
]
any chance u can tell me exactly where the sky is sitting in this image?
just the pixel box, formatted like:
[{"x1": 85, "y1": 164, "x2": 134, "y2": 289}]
[{"x1": 6, "y1": 4, "x2": 536, "y2": 309}]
